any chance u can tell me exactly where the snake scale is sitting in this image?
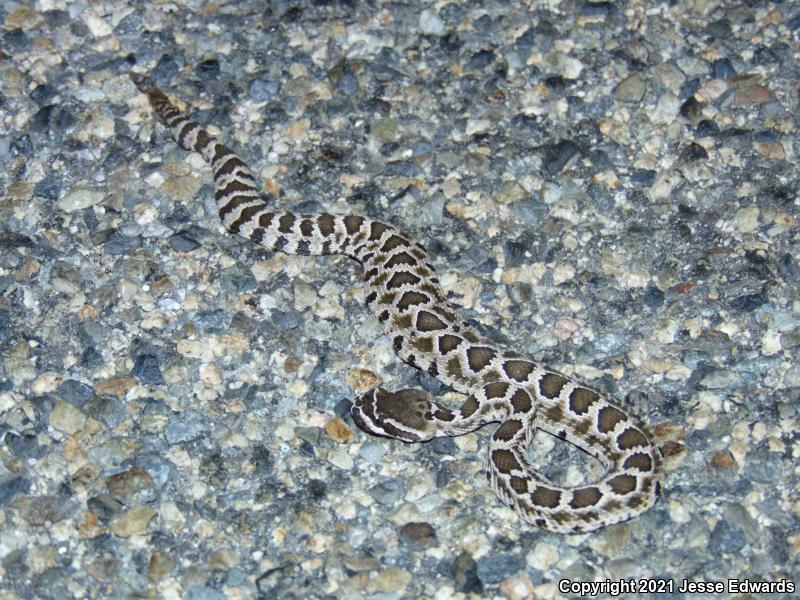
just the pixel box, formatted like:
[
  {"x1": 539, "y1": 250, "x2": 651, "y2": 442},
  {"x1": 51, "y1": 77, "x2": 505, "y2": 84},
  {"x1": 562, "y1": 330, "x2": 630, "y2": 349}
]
[{"x1": 130, "y1": 70, "x2": 662, "y2": 534}]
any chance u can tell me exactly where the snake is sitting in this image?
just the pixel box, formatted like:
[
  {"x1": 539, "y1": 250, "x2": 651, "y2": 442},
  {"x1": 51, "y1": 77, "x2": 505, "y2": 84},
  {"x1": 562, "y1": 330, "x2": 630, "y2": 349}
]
[{"x1": 129, "y1": 70, "x2": 663, "y2": 534}]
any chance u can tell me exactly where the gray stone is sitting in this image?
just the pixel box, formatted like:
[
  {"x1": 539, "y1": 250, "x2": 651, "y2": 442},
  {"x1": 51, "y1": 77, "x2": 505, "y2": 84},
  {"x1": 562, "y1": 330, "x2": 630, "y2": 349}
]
[
  {"x1": 476, "y1": 552, "x2": 525, "y2": 584},
  {"x1": 0, "y1": 474, "x2": 31, "y2": 504},
  {"x1": 368, "y1": 477, "x2": 405, "y2": 505},
  {"x1": 615, "y1": 73, "x2": 646, "y2": 102},
  {"x1": 165, "y1": 410, "x2": 211, "y2": 444}
]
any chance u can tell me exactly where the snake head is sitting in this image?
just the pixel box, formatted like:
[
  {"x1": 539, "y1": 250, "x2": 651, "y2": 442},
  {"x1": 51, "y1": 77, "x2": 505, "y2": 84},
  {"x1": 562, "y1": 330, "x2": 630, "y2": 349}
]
[{"x1": 351, "y1": 388, "x2": 438, "y2": 443}]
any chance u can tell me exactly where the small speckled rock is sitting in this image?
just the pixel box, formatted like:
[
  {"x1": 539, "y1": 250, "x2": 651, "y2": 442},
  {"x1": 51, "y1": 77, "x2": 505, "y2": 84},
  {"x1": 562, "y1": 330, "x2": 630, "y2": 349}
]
[
  {"x1": 419, "y1": 9, "x2": 445, "y2": 35},
  {"x1": 699, "y1": 369, "x2": 739, "y2": 389},
  {"x1": 477, "y1": 552, "x2": 527, "y2": 585},
  {"x1": 49, "y1": 399, "x2": 86, "y2": 433},
  {"x1": 324, "y1": 417, "x2": 354, "y2": 443},
  {"x1": 399, "y1": 522, "x2": 438, "y2": 548},
  {"x1": 57, "y1": 186, "x2": 104, "y2": 212},
  {"x1": 615, "y1": 73, "x2": 646, "y2": 102},
  {"x1": 0, "y1": 475, "x2": 31, "y2": 505},
  {"x1": 366, "y1": 567, "x2": 412, "y2": 594},
  {"x1": 368, "y1": 478, "x2": 406, "y2": 505},
  {"x1": 109, "y1": 506, "x2": 155, "y2": 537},
  {"x1": 650, "y1": 92, "x2": 680, "y2": 124},
  {"x1": 345, "y1": 367, "x2": 381, "y2": 392},
  {"x1": 105, "y1": 468, "x2": 154, "y2": 503},
  {"x1": 57, "y1": 379, "x2": 94, "y2": 407},
  {"x1": 164, "y1": 410, "x2": 211, "y2": 443},
  {"x1": 168, "y1": 231, "x2": 201, "y2": 251},
  {"x1": 372, "y1": 117, "x2": 399, "y2": 143},
  {"x1": 358, "y1": 440, "x2": 387, "y2": 464}
]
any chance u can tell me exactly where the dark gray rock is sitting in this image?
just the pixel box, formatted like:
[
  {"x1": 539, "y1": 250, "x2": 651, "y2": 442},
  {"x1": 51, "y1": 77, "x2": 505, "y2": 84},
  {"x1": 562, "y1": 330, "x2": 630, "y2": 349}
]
[
  {"x1": 168, "y1": 231, "x2": 201, "y2": 251},
  {"x1": 476, "y1": 551, "x2": 525, "y2": 584},
  {"x1": 58, "y1": 379, "x2": 94, "y2": 407},
  {"x1": 0, "y1": 474, "x2": 31, "y2": 505},
  {"x1": 131, "y1": 354, "x2": 164, "y2": 385},
  {"x1": 541, "y1": 140, "x2": 580, "y2": 175}
]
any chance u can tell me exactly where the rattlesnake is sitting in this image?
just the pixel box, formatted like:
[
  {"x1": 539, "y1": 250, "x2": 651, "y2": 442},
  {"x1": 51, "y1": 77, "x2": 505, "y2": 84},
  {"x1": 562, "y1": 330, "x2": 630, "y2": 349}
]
[{"x1": 129, "y1": 71, "x2": 662, "y2": 534}]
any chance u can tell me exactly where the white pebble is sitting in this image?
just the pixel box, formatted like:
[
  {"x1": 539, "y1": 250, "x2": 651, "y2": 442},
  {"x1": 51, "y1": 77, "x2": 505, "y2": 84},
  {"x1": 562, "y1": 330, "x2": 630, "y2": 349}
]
[
  {"x1": 419, "y1": 9, "x2": 444, "y2": 35},
  {"x1": 650, "y1": 92, "x2": 680, "y2": 125}
]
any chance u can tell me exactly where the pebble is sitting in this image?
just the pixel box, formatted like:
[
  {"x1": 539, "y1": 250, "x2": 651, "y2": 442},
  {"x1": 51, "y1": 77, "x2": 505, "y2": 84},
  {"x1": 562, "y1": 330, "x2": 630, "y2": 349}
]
[
  {"x1": 615, "y1": 73, "x2": 646, "y2": 103},
  {"x1": 709, "y1": 518, "x2": 746, "y2": 554},
  {"x1": 148, "y1": 550, "x2": 175, "y2": 581},
  {"x1": 368, "y1": 478, "x2": 406, "y2": 506},
  {"x1": 5, "y1": 432, "x2": 42, "y2": 459},
  {"x1": 732, "y1": 82, "x2": 776, "y2": 107},
  {"x1": 161, "y1": 174, "x2": 204, "y2": 202},
  {"x1": 651, "y1": 63, "x2": 685, "y2": 93},
  {"x1": 345, "y1": 368, "x2": 381, "y2": 392},
  {"x1": 131, "y1": 354, "x2": 164, "y2": 385},
  {"x1": 33, "y1": 173, "x2": 62, "y2": 200},
  {"x1": 0, "y1": 475, "x2": 31, "y2": 505},
  {"x1": 698, "y1": 369, "x2": 738, "y2": 389},
  {"x1": 399, "y1": 522, "x2": 437, "y2": 548},
  {"x1": 500, "y1": 577, "x2": 536, "y2": 600},
  {"x1": 106, "y1": 467, "x2": 154, "y2": 502},
  {"x1": 324, "y1": 417, "x2": 354, "y2": 443},
  {"x1": 711, "y1": 449, "x2": 737, "y2": 468},
  {"x1": 294, "y1": 426, "x2": 322, "y2": 447},
  {"x1": 57, "y1": 379, "x2": 94, "y2": 407},
  {"x1": 109, "y1": 506, "x2": 155, "y2": 538},
  {"x1": 168, "y1": 231, "x2": 201, "y2": 251},
  {"x1": 696, "y1": 119, "x2": 719, "y2": 137},
  {"x1": 366, "y1": 567, "x2": 412, "y2": 593},
  {"x1": 248, "y1": 76, "x2": 280, "y2": 102},
  {"x1": 164, "y1": 410, "x2": 211, "y2": 444},
  {"x1": 650, "y1": 92, "x2": 680, "y2": 124},
  {"x1": 729, "y1": 292, "x2": 767, "y2": 312},
  {"x1": 358, "y1": 440, "x2": 387, "y2": 464},
  {"x1": 419, "y1": 9, "x2": 445, "y2": 36},
  {"x1": 324, "y1": 448, "x2": 353, "y2": 470},
  {"x1": 733, "y1": 206, "x2": 759, "y2": 233},
  {"x1": 541, "y1": 140, "x2": 579, "y2": 175},
  {"x1": 371, "y1": 117, "x2": 398, "y2": 143},
  {"x1": 712, "y1": 57, "x2": 736, "y2": 79},
  {"x1": 541, "y1": 51, "x2": 584, "y2": 79},
  {"x1": 184, "y1": 586, "x2": 228, "y2": 600},
  {"x1": 526, "y1": 542, "x2": 559, "y2": 570},
  {"x1": 57, "y1": 186, "x2": 104, "y2": 212},
  {"x1": 94, "y1": 376, "x2": 136, "y2": 398},
  {"x1": 494, "y1": 181, "x2": 526, "y2": 205},
  {"x1": 49, "y1": 399, "x2": 87, "y2": 434},
  {"x1": 503, "y1": 240, "x2": 526, "y2": 268},
  {"x1": 477, "y1": 552, "x2": 526, "y2": 584}
]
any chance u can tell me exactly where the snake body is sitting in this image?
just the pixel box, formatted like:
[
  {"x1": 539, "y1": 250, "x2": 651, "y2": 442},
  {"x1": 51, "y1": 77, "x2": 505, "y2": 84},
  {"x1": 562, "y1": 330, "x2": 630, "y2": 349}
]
[{"x1": 130, "y1": 71, "x2": 662, "y2": 533}]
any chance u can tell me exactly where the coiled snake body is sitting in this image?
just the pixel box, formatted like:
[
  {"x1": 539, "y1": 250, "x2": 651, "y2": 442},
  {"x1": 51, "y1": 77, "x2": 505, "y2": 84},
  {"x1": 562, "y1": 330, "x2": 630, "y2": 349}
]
[{"x1": 130, "y1": 71, "x2": 662, "y2": 533}]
